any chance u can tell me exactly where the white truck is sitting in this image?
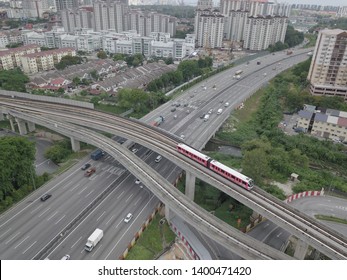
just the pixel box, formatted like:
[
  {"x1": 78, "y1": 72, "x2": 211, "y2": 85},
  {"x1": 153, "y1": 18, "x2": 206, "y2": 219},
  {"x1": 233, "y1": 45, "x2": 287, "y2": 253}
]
[
  {"x1": 85, "y1": 228, "x2": 103, "y2": 252},
  {"x1": 204, "y1": 114, "x2": 210, "y2": 122}
]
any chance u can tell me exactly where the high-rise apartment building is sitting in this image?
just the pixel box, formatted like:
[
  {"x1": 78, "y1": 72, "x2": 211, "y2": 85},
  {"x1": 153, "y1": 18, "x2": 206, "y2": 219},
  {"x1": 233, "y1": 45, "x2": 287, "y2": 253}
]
[
  {"x1": 93, "y1": 1, "x2": 129, "y2": 32},
  {"x1": 55, "y1": 0, "x2": 78, "y2": 11},
  {"x1": 196, "y1": 11, "x2": 224, "y2": 48},
  {"x1": 61, "y1": 8, "x2": 94, "y2": 32},
  {"x1": 307, "y1": 29, "x2": 347, "y2": 101}
]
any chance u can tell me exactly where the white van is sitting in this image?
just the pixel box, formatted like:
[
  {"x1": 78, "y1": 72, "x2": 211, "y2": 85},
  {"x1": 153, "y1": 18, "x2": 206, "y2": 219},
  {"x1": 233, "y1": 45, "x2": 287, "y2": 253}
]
[
  {"x1": 224, "y1": 102, "x2": 229, "y2": 107},
  {"x1": 204, "y1": 114, "x2": 210, "y2": 122},
  {"x1": 155, "y1": 155, "x2": 162, "y2": 163},
  {"x1": 217, "y1": 109, "x2": 223, "y2": 115}
]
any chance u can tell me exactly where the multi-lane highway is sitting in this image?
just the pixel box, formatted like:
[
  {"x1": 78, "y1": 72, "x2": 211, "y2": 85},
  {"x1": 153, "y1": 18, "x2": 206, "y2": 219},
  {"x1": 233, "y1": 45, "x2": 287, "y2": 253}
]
[{"x1": 1, "y1": 48, "x2": 346, "y2": 260}]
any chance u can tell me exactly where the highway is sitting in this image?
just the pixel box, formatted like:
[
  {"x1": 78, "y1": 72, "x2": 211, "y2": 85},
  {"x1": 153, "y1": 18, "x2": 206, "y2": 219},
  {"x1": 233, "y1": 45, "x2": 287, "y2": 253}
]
[{"x1": 1, "y1": 49, "x2": 347, "y2": 259}]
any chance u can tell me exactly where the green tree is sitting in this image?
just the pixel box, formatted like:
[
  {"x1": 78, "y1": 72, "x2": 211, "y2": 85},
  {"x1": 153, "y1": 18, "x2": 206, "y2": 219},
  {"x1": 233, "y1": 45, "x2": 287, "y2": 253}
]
[
  {"x1": 90, "y1": 70, "x2": 99, "y2": 81},
  {"x1": 0, "y1": 137, "x2": 36, "y2": 203},
  {"x1": 55, "y1": 55, "x2": 82, "y2": 70},
  {"x1": 44, "y1": 140, "x2": 72, "y2": 164},
  {"x1": 242, "y1": 148, "x2": 270, "y2": 185},
  {"x1": 72, "y1": 77, "x2": 80, "y2": 85},
  {"x1": 113, "y1": 53, "x2": 125, "y2": 61},
  {"x1": 0, "y1": 69, "x2": 29, "y2": 92},
  {"x1": 97, "y1": 51, "x2": 108, "y2": 59},
  {"x1": 117, "y1": 88, "x2": 150, "y2": 112}
]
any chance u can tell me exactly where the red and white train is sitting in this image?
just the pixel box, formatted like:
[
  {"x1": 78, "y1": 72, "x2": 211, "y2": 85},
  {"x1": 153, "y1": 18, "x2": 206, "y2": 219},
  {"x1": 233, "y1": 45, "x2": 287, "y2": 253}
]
[{"x1": 177, "y1": 143, "x2": 254, "y2": 191}]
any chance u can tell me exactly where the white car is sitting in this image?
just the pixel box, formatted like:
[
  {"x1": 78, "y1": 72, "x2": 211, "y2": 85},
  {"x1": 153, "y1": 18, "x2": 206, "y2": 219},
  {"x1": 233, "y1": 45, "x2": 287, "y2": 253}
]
[
  {"x1": 132, "y1": 148, "x2": 138, "y2": 153},
  {"x1": 124, "y1": 213, "x2": 133, "y2": 223},
  {"x1": 135, "y1": 179, "x2": 141, "y2": 184}
]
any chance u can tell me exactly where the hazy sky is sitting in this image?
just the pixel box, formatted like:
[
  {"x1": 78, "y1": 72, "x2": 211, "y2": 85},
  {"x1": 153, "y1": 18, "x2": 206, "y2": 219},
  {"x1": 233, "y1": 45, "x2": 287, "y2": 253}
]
[{"x1": 184, "y1": 0, "x2": 346, "y2": 7}]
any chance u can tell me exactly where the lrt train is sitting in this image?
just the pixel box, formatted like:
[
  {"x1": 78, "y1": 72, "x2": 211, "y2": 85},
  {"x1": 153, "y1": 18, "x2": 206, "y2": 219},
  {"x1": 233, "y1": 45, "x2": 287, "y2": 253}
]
[{"x1": 177, "y1": 143, "x2": 254, "y2": 191}]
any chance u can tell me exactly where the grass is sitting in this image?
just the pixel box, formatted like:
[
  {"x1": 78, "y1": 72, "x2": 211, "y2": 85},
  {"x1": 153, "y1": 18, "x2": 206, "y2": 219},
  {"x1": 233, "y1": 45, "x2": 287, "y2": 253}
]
[
  {"x1": 95, "y1": 103, "x2": 125, "y2": 115},
  {"x1": 126, "y1": 213, "x2": 176, "y2": 260},
  {"x1": 0, "y1": 120, "x2": 11, "y2": 129},
  {"x1": 315, "y1": 215, "x2": 347, "y2": 225}
]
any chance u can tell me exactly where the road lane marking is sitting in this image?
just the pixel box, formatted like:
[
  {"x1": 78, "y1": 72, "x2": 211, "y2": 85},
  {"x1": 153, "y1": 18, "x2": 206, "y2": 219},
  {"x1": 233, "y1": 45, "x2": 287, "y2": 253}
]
[
  {"x1": 0, "y1": 227, "x2": 12, "y2": 239},
  {"x1": 92, "y1": 244, "x2": 103, "y2": 257},
  {"x1": 117, "y1": 191, "x2": 124, "y2": 199},
  {"x1": 47, "y1": 211, "x2": 58, "y2": 221},
  {"x1": 85, "y1": 189, "x2": 94, "y2": 198},
  {"x1": 78, "y1": 186, "x2": 88, "y2": 195},
  {"x1": 5, "y1": 231, "x2": 21, "y2": 244},
  {"x1": 134, "y1": 197, "x2": 142, "y2": 206},
  {"x1": 29, "y1": 204, "x2": 43, "y2": 214},
  {"x1": 69, "y1": 183, "x2": 81, "y2": 192},
  {"x1": 125, "y1": 193, "x2": 133, "y2": 203},
  {"x1": 71, "y1": 236, "x2": 82, "y2": 248},
  {"x1": 22, "y1": 241, "x2": 37, "y2": 255},
  {"x1": 106, "y1": 215, "x2": 115, "y2": 226},
  {"x1": 55, "y1": 215, "x2": 66, "y2": 225},
  {"x1": 38, "y1": 207, "x2": 51, "y2": 218},
  {"x1": 14, "y1": 235, "x2": 30, "y2": 249},
  {"x1": 115, "y1": 220, "x2": 123, "y2": 229},
  {"x1": 96, "y1": 211, "x2": 106, "y2": 221}
]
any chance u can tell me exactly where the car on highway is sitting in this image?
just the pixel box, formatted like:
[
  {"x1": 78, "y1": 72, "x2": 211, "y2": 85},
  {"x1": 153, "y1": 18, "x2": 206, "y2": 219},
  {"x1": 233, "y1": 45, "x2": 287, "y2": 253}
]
[
  {"x1": 40, "y1": 194, "x2": 52, "y2": 201},
  {"x1": 224, "y1": 102, "x2": 229, "y2": 107},
  {"x1": 81, "y1": 163, "x2": 91, "y2": 170},
  {"x1": 61, "y1": 254, "x2": 70, "y2": 260},
  {"x1": 171, "y1": 108, "x2": 176, "y2": 112},
  {"x1": 84, "y1": 167, "x2": 96, "y2": 177},
  {"x1": 135, "y1": 179, "x2": 141, "y2": 184},
  {"x1": 200, "y1": 113, "x2": 205, "y2": 119},
  {"x1": 132, "y1": 148, "x2": 138, "y2": 153},
  {"x1": 124, "y1": 213, "x2": 133, "y2": 223},
  {"x1": 155, "y1": 155, "x2": 162, "y2": 163},
  {"x1": 208, "y1": 109, "x2": 213, "y2": 114}
]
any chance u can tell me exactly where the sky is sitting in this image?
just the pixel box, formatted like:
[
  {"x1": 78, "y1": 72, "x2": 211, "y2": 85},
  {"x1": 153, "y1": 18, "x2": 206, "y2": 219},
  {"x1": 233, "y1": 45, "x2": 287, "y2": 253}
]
[{"x1": 184, "y1": 0, "x2": 346, "y2": 7}]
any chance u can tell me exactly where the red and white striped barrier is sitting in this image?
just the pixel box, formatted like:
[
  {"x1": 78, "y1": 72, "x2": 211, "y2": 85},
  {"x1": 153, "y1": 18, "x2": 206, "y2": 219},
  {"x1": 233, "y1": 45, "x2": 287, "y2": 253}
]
[
  {"x1": 285, "y1": 189, "x2": 324, "y2": 203},
  {"x1": 170, "y1": 222, "x2": 200, "y2": 260}
]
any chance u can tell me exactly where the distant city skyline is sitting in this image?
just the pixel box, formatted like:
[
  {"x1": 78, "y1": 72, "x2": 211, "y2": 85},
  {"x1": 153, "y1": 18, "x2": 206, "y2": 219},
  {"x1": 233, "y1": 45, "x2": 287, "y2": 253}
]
[{"x1": 184, "y1": 0, "x2": 346, "y2": 7}]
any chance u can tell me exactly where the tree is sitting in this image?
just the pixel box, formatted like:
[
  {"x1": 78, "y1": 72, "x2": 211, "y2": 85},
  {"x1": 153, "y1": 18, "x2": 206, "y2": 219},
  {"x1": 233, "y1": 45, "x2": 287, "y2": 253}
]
[
  {"x1": 55, "y1": 55, "x2": 82, "y2": 70},
  {"x1": 242, "y1": 148, "x2": 270, "y2": 185},
  {"x1": 90, "y1": 70, "x2": 99, "y2": 81},
  {"x1": 113, "y1": 53, "x2": 125, "y2": 61},
  {"x1": 0, "y1": 137, "x2": 36, "y2": 203},
  {"x1": 45, "y1": 140, "x2": 72, "y2": 164},
  {"x1": 0, "y1": 69, "x2": 29, "y2": 92},
  {"x1": 72, "y1": 77, "x2": 80, "y2": 85},
  {"x1": 117, "y1": 88, "x2": 149, "y2": 112},
  {"x1": 97, "y1": 51, "x2": 108, "y2": 59}
]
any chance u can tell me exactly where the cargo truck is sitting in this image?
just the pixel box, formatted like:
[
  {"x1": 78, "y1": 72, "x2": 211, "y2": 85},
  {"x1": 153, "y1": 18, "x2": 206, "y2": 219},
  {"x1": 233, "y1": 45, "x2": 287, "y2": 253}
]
[{"x1": 85, "y1": 228, "x2": 103, "y2": 252}]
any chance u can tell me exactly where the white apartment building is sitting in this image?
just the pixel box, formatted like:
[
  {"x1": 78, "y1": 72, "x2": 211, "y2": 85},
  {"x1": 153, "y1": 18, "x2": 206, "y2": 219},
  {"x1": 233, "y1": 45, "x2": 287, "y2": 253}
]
[
  {"x1": 243, "y1": 16, "x2": 288, "y2": 51},
  {"x1": 0, "y1": 44, "x2": 41, "y2": 70},
  {"x1": 337, "y1": 6, "x2": 347, "y2": 17},
  {"x1": 196, "y1": 11, "x2": 224, "y2": 48},
  {"x1": 55, "y1": 0, "x2": 78, "y2": 11},
  {"x1": 21, "y1": 48, "x2": 76, "y2": 74},
  {"x1": 307, "y1": 29, "x2": 347, "y2": 101}
]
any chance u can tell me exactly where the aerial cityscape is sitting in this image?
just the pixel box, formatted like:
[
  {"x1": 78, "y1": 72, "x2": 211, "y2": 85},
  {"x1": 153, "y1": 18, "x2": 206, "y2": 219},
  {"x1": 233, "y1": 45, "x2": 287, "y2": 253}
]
[{"x1": 0, "y1": 0, "x2": 346, "y2": 263}]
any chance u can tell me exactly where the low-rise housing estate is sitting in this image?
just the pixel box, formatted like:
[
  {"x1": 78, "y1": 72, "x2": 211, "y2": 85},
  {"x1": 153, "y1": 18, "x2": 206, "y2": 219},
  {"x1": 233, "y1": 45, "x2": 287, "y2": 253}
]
[
  {"x1": 0, "y1": 44, "x2": 41, "y2": 70},
  {"x1": 296, "y1": 105, "x2": 347, "y2": 142},
  {"x1": 21, "y1": 48, "x2": 76, "y2": 74}
]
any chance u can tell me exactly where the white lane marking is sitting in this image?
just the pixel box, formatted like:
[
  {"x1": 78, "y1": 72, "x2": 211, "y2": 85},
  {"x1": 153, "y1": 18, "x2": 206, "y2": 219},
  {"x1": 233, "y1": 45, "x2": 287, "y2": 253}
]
[
  {"x1": 78, "y1": 186, "x2": 88, "y2": 195},
  {"x1": 106, "y1": 215, "x2": 115, "y2": 226},
  {"x1": 47, "y1": 211, "x2": 58, "y2": 221},
  {"x1": 115, "y1": 220, "x2": 123, "y2": 229},
  {"x1": 134, "y1": 197, "x2": 142, "y2": 206},
  {"x1": 117, "y1": 191, "x2": 124, "y2": 199},
  {"x1": 85, "y1": 189, "x2": 94, "y2": 198},
  {"x1": 92, "y1": 244, "x2": 103, "y2": 257},
  {"x1": 0, "y1": 228, "x2": 12, "y2": 239},
  {"x1": 5, "y1": 232, "x2": 21, "y2": 245},
  {"x1": 30, "y1": 204, "x2": 43, "y2": 214},
  {"x1": 71, "y1": 236, "x2": 82, "y2": 248},
  {"x1": 14, "y1": 235, "x2": 30, "y2": 249},
  {"x1": 96, "y1": 211, "x2": 106, "y2": 222},
  {"x1": 62, "y1": 180, "x2": 75, "y2": 190},
  {"x1": 22, "y1": 241, "x2": 37, "y2": 255},
  {"x1": 38, "y1": 207, "x2": 51, "y2": 218},
  {"x1": 55, "y1": 215, "x2": 66, "y2": 225},
  {"x1": 276, "y1": 232, "x2": 282, "y2": 238},
  {"x1": 69, "y1": 183, "x2": 81, "y2": 192},
  {"x1": 125, "y1": 193, "x2": 134, "y2": 203}
]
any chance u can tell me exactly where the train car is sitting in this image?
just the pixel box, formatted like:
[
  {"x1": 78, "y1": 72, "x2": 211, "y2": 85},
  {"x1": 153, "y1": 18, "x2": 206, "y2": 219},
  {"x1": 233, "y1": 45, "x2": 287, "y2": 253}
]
[
  {"x1": 209, "y1": 160, "x2": 254, "y2": 191},
  {"x1": 177, "y1": 143, "x2": 210, "y2": 167},
  {"x1": 177, "y1": 143, "x2": 254, "y2": 191}
]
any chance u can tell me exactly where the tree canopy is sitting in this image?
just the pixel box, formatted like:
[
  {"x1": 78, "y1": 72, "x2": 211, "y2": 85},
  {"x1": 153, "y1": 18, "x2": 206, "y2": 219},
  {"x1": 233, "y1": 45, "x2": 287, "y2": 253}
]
[
  {"x1": 55, "y1": 55, "x2": 83, "y2": 70},
  {"x1": 0, "y1": 69, "x2": 29, "y2": 92},
  {"x1": 0, "y1": 137, "x2": 36, "y2": 205}
]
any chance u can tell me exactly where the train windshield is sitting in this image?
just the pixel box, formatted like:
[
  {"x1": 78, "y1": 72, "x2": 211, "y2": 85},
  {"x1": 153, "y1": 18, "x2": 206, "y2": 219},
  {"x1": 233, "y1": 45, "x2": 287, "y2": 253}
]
[{"x1": 248, "y1": 180, "x2": 254, "y2": 190}]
